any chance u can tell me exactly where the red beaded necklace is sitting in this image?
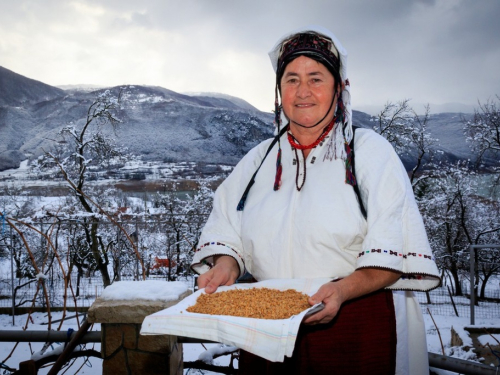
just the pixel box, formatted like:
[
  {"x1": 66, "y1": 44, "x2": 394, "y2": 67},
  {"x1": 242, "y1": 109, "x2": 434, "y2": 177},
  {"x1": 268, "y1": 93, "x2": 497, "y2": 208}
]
[
  {"x1": 287, "y1": 117, "x2": 337, "y2": 191},
  {"x1": 287, "y1": 117, "x2": 336, "y2": 150}
]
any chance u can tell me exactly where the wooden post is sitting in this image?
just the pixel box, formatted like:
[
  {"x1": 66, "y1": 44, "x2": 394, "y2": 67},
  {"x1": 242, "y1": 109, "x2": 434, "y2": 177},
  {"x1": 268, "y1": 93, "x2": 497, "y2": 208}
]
[{"x1": 87, "y1": 284, "x2": 191, "y2": 375}]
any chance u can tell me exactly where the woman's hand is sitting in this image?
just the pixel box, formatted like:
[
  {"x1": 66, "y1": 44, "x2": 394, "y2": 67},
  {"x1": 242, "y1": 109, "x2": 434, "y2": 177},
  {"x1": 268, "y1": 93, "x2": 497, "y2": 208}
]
[
  {"x1": 303, "y1": 268, "x2": 401, "y2": 325},
  {"x1": 197, "y1": 255, "x2": 240, "y2": 294},
  {"x1": 303, "y1": 281, "x2": 345, "y2": 324}
]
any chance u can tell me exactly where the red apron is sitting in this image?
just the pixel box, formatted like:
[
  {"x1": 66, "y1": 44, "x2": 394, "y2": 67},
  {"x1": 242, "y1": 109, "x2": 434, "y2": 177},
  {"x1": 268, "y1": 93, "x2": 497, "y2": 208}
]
[{"x1": 238, "y1": 288, "x2": 397, "y2": 375}]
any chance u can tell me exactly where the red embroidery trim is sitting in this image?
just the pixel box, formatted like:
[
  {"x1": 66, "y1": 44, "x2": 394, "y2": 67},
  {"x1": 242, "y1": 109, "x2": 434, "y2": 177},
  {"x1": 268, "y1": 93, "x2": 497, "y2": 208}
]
[
  {"x1": 357, "y1": 249, "x2": 434, "y2": 261},
  {"x1": 196, "y1": 241, "x2": 243, "y2": 261},
  {"x1": 287, "y1": 117, "x2": 336, "y2": 150}
]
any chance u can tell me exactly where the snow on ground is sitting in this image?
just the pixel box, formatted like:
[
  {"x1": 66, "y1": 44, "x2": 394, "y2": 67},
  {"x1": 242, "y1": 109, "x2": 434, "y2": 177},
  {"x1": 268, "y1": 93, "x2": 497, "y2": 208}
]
[
  {"x1": 0, "y1": 160, "x2": 30, "y2": 178},
  {"x1": 478, "y1": 333, "x2": 500, "y2": 346},
  {"x1": 0, "y1": 311, "x2": 232, "y2": 375},
  {"x1": 1, "y1": 311, "x2": 498, "y2": 374},
  {"x1": 0, "y1": 159, "x2": 232, "y2": 188},
  {"x1": 0, "y1": 312, "x2": 101, "y2": 375},
  {"x1": 184, "y1": 343, "x2": 236, "y2": 375},
  {"x1": 425, "y1": 314, "x2": 498, "y2": 374}
]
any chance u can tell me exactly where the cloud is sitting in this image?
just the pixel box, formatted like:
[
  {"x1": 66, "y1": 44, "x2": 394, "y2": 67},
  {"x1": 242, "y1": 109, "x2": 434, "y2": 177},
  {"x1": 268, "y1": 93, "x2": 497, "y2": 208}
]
[{"x1": 0, "y1": 0, "x2": 499, "y2": 112}]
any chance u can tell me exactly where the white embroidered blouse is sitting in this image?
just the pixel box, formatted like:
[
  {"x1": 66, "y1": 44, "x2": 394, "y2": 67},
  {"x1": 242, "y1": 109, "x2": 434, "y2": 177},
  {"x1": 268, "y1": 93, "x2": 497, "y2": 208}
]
[{"x1": 191, "y1": 127, "x2": 440, "y2": 291}]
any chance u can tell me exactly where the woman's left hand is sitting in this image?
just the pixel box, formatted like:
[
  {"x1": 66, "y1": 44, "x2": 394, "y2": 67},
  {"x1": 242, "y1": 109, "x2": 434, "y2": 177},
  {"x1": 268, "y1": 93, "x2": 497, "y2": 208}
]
[
  {"x1": 302, "y1": 268, "x2": 402, "y2": 325},
  {"x1": 303, "y1": 281, "x2": 345, "y2": 325}
]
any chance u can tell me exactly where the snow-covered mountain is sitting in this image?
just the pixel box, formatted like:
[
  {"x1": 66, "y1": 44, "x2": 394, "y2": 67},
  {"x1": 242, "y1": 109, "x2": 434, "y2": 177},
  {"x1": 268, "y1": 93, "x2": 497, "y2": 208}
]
[
  {"x1": 0, "y1": 66, "x2": 473, "y2": 172},
  {"x1": 56, "y1": 84, "x2": 106, "y2": 94},
  {"x1": 0, "y1": 66, "x2": 65, "y2": 107},
  {"x1": 0, "y1": 68, "x2": 277, "y2": 171}
]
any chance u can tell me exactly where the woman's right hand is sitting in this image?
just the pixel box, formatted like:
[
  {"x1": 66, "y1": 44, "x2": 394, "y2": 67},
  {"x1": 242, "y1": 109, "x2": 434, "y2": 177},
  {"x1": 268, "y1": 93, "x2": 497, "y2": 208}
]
[{"x1": 197, "y1": 255, "x2": 239, "y2": 294}]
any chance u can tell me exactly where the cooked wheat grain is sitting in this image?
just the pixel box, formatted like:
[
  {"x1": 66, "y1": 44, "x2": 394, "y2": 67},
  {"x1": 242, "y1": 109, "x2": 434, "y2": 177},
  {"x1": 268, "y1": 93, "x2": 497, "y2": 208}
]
[{"x1": 186, "y1": 288, "x2": 310, "y2": 319}]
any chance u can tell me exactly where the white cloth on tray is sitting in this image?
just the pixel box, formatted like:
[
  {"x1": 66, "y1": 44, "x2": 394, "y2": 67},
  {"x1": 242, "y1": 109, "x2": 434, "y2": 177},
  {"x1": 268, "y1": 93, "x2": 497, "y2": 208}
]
[{"x1": 140, "y1": 278, "x2": 329, "y2": 362}]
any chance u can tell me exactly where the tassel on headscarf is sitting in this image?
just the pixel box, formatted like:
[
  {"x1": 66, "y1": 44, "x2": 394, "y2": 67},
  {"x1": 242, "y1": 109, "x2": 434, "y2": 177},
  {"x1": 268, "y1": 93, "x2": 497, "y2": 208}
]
[
  {"x1": 324, "y1": 90, "x2": 346, "y2": 162},
  {"x1": 273, "y1": 86, "x2": 283, "y2": 191},
  {"x1": 274, "y1": 148, "x2": 282, "y2": 190},
  {"x1": 344, "y1": 140, "x2": 356, "y2": 186},
  {"x1": 341, "y1": 79, "x2": 353, "y2": 146},
  {"x1": 341, "y1": 80, "x2": 356, "y2": 186},
  {"x1": 322, "y1": 81, "x2": 356, "y2": 187}
]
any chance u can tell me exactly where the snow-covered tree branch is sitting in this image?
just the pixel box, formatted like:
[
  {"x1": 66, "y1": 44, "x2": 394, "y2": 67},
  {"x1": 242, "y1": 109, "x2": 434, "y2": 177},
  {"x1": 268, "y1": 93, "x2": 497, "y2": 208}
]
[{"x1": 464, "y1": 95, "x2": 500, "y2": 170}]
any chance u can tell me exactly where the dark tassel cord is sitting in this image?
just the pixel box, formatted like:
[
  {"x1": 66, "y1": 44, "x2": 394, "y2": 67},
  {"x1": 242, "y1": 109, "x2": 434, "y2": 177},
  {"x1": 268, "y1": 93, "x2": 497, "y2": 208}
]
[
  {"x1": 344, "y1": 141, "x2": 357, "y2": 186},
  {"x1": 287, "y1": 119, "x2": 336, "y2": 191},
  {"x1": 293, "y1": 148, "x2": 306, "y2": 191},
  {"x1": 237, "y1": 125, "x2": 289, "y2": 211},
  {"x1": 274, "y1": 148, "x2": 283, "y2": 191}
]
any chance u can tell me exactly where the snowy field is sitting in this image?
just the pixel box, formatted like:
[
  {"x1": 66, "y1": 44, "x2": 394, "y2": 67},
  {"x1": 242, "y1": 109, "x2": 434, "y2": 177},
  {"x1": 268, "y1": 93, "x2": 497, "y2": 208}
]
[
  {"x1": 0, "y1": 313, "x2": 234, "y2": 375},
  {"x1": 1, "y1": 161, "x2": 499, "y2": 374},
  {"x1": 0, "y1": 159, "x2": 232, "y2": 188},
  {"x1": 0, "y1": 306, "x2": 499, "y2": 374}
]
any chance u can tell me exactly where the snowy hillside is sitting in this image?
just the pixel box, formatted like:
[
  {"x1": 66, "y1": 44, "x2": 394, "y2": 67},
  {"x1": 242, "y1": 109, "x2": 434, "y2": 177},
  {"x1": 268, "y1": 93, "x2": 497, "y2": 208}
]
[
  {"x1": 0, "y1": 66, "x2": 64, "y2": 107},
  {"x1": 0, "y1": 66, "x2": 475, "y2": 172},
  {"x1": 0, "y1": 81, "x2": 275, "y2": 171}
]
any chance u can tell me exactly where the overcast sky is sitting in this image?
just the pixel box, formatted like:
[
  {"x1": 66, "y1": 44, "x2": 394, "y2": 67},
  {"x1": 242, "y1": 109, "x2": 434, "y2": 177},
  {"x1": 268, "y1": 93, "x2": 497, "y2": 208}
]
[{"x1": 0, "y1": 0, "x2": 499, "y2": 114}]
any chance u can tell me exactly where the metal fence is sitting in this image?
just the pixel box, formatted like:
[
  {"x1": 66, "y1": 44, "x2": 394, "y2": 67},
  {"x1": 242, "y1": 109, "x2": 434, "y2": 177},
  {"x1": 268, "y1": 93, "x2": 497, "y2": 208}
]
[
  {"x1": 1, "y1": 275, "x2": 499, "y2": 320},
  {"x1": 416, "y1": 283, "x2": 500, "y2": 319},
  {"x1": 0, "y1": 276, "x2": 103, "y2": 309},
  {"x1": 0, "y1": 275, "x2": 193, "y2": 310},
  {"x1": 469, "y1": 244, "x2": 500, "y2": 324},
  {"x1": 0, "y1": 219, "x2": 499, "y2": 319}
]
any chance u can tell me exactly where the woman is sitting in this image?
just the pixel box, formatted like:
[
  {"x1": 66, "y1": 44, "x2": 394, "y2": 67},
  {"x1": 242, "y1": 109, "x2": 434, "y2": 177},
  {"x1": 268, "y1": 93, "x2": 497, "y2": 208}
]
[{"x1": 191, "y1": 25, "x2": 440, "y2": 375}]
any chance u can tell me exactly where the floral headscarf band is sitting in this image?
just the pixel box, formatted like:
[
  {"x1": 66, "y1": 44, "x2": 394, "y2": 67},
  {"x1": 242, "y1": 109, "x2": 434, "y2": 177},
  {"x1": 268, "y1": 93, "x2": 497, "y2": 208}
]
[{"x1": 276, "y1": 32, "x2": 341, "y2": 85}]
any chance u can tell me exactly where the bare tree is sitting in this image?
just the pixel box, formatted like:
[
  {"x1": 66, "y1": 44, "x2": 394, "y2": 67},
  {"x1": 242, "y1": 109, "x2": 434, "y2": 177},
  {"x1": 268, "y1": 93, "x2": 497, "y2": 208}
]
[
  {"x1": 421, "y1": 161, "x2": 500, "y2": 296},
  {"x1": 464, "y1": 95, "x2": 500, "y2": 168},
  {"x1": 407, "y1": 104, "x2": 438, "y2": 185},
  {"x1": 150, "y1": 179, "x2": 214, "y2": 280},
  {"x1": 152, "y1": 187, "x2": 186, "y2": 281},
  {"x1": 372, "y1": 100, "x2": 438, "y2": 190},
  {"x1": 463, "y1": 95, "x2": 500, "y2": 201},
  {"x1": 33, "y1": 89, "x2": 126, "y2": 287},
  {"x1": 372, "y1": 99, "x2": 415, "y2": 154}
]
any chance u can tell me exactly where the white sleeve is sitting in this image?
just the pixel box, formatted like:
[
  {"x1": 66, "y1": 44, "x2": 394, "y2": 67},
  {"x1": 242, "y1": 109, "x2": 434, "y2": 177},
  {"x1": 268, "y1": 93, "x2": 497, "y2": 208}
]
[
  {"x1": 354, "y1": 130, "x2": 440, "y2": 291},
  {"x1": 190, "y1": 139, "x2": 273, "y2": 277}
]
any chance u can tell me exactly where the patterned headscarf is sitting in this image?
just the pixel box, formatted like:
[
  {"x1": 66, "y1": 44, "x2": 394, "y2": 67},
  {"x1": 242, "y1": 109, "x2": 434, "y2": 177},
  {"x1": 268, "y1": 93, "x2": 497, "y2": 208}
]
[
  {"x1": 276, "y1": 32, "x2": 341, "y2": 87},
  {"x1": 269, "y1": 25, "x2": 353, "y2": 161}
]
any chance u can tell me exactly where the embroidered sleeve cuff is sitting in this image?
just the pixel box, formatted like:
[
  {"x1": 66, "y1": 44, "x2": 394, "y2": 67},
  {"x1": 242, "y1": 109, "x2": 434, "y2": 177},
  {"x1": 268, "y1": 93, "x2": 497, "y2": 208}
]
[
  {"x1": 395, "y1": 252, "x2": 441, "y2": 291},
  {"x1": 356, "y1": 248, "x2": 441, "y2": 291},
  {"x1": 356, "y1": 249, "x2": 404, "y2": 273},
  {"x1": 190, "y1": 242, "x2": 245, "y2": 277},
  {"x1": 388, "y1": 274, "x2": 440, "y2": 291}
]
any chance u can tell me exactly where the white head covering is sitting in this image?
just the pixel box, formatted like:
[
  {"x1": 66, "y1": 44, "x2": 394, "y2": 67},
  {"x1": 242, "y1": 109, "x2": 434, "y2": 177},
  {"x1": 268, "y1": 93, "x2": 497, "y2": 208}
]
[{"x1": 268, "y1": 25, "x2": 353, "y2": 160}]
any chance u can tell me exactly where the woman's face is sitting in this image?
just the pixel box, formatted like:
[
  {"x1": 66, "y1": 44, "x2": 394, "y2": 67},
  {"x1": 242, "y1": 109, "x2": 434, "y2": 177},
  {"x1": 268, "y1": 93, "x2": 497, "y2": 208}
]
[{"x1": 280, "y1": 56, "x2": 337, "y2": 129}]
